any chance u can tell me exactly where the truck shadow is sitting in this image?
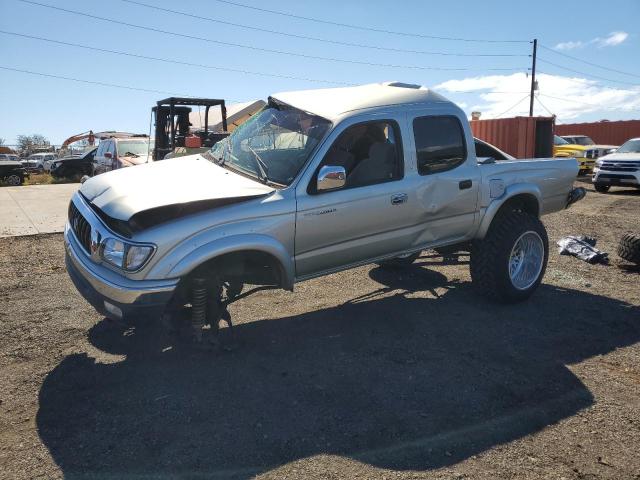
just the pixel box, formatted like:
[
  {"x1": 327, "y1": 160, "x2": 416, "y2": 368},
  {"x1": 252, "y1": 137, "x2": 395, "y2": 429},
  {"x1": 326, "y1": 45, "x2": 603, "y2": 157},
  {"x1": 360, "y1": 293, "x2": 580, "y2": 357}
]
[{"x1": 37, "y1": 266, "x2": 640, "y2": 479}]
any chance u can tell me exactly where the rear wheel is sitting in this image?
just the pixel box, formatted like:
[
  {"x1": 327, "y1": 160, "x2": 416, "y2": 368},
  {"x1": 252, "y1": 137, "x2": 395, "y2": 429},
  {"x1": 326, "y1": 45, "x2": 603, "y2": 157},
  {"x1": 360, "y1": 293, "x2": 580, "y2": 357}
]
[
  {"x1": 594, "y1": 183, "x2": 610, "y2": 193},
  {"x1": 471, "y1": 211, "x2": 548, "y2": 303}
]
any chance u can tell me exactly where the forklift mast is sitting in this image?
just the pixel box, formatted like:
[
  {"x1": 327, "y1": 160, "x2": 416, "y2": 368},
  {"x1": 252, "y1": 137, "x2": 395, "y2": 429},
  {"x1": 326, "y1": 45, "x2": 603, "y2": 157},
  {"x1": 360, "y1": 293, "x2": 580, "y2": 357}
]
[{"x1": 152, "y1": 97, "x2": 229, "y2": 160}]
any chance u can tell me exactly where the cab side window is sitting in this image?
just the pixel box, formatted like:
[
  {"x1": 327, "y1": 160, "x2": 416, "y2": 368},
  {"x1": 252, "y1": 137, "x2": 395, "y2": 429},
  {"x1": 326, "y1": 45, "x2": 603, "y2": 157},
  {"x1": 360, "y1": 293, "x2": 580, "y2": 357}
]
[
  {"x1": 318, "y1": 120, "x2": 403, "y2": 190},
  {"x1": 413, "y1": 116, "x2": 467, "y2": 175}
]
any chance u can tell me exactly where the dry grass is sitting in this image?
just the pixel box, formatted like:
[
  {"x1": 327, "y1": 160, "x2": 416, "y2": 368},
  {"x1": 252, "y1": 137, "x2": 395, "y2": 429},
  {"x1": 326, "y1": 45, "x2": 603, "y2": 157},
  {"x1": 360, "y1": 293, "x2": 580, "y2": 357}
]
[{"x1": 0, "y1": 172, "x2": 79, "y2": 187}]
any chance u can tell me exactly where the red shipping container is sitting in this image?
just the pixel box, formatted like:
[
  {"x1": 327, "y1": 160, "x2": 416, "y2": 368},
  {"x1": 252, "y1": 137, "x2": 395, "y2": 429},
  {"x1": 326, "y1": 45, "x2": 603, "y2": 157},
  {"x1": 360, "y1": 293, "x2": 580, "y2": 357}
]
[
  {"x1": 555, "y1": 120, "x2": 640, "y2": 146},
  {"x1": 470, "y1": 116, "x2": 555, "y2": 159}
]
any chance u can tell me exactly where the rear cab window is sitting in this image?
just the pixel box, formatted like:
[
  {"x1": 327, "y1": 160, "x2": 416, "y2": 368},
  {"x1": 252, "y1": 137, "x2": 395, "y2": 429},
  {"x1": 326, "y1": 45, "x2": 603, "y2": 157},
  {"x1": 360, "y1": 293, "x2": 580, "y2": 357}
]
[{"x1": 413, "y1": 116, "x2": 467, "y2": 175}]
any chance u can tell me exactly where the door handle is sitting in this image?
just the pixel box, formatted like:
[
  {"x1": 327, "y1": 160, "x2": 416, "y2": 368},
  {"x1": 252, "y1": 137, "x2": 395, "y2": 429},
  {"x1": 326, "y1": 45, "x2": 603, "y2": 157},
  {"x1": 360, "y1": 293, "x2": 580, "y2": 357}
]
[
  {"x1": 459, "y1": 179, "x2": 472, "y2": 190},
  {"x1": 391, "y1": 193, "x2": 408, "y2": 205}
]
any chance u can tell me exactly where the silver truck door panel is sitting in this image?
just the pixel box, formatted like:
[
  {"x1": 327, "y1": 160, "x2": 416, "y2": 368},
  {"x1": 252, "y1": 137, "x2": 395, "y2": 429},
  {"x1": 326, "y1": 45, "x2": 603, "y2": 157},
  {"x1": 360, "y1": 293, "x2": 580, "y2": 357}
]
[
  {"x1": 405, "y1": 112, "x2": 480, "y2": 245},
  {"x1": 295, "y1": 181, "x2": 418, "y2": 276}
]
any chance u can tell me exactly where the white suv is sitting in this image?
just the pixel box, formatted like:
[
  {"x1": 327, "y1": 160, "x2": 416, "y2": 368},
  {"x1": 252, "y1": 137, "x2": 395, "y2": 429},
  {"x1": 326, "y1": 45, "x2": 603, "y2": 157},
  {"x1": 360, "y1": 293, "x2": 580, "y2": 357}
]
[
  {"x1": 593, "y1": 137, "x2": 640, "y2": 193},
  {"x1": 27, "y1": 153, "x2": 58, "y2": 172}
]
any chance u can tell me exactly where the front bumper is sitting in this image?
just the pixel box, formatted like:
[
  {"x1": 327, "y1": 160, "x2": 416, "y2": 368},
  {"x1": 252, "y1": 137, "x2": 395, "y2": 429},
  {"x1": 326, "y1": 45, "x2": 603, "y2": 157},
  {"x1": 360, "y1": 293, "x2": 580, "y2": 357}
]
[
  {"x1": 577, "y1": 158, "x2": 595, "y2": 173},
  {"x1": 593, "y1": 169, "x2": 640, "y2": 187},
  {"x1": 64, "y1": 216, "x2": 179, "y2": 321}
]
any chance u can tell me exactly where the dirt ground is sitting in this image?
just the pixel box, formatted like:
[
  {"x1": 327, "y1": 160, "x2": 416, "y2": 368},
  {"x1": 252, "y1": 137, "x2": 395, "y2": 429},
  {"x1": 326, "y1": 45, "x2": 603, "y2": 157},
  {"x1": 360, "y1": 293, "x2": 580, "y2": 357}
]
[{"x1": 1, "y1": 181, "x2": 639, "y2": 479}]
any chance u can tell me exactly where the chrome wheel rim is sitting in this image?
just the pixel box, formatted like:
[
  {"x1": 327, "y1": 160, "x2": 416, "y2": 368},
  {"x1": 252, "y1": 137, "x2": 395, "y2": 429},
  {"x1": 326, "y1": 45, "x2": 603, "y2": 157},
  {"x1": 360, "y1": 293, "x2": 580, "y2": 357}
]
[{"x1": 508, "y1": 231, "x2": 544, "y2": 290}]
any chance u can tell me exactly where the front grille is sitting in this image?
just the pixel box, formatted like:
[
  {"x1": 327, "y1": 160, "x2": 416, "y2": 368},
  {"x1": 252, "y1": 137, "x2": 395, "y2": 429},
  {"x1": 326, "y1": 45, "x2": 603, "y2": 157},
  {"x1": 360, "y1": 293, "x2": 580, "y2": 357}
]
[
  {"x1": 601, "y1": 162, "x2": 640, "y2": 172},
  {"x1": 586, "y1": 150, "x2": 597, "y2": 159},
  {"x1": 68, "y1": 201, "x2": 92, "y2": 253}
]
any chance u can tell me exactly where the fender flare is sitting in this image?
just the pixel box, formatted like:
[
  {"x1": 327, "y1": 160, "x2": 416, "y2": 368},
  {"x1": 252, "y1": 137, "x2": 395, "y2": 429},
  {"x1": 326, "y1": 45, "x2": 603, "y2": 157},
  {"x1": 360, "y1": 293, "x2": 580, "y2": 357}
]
[
  {"x1": 161, "y1": 234, "x2": 295, "y2": 290},
  {"x1": 476, "y1": 183, "x2": 543, "y2": 240}
]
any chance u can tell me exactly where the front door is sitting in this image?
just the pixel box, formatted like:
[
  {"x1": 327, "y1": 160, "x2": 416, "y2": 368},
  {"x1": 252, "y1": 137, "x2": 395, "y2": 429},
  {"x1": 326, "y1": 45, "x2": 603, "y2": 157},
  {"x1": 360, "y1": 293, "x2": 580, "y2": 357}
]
[{"x1": 295, "y1": 119, "x2": 416, "y2": 278}]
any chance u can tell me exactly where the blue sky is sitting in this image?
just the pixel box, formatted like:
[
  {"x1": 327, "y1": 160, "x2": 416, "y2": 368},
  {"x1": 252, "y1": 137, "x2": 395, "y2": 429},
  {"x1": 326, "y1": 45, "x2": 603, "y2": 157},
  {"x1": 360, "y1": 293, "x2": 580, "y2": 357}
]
[{"x1": 1, "y1": 0, "x2": 639, "y2": 145}]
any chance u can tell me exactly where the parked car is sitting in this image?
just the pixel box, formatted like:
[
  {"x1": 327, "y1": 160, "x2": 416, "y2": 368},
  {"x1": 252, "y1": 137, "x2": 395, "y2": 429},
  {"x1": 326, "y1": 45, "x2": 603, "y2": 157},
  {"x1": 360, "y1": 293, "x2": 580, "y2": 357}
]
[
  {"x1": 593, "y1": 137, "x2": 640, "y2": 193},
  {"x1": 553, "y1": 135, "x2": 595, "y2": 174},
  {"x1": 25, "y1": 152, "x2": 58, "y2": 172},
  {"x1": 0, "y1": 153, "x2": 20, "y2": 162},
  {"x1": 92, "y1": 136, "x2": 152, "y2": 175},
  {"x1": 561, "y1": 135, "x2": 617, "y2": 158},
  {"x1": 50, "y1": 147, "x2": 97, "y2": 179},
  {"x1": 65, "y1": 82, "x2": 583, "y2": 342},
  {"x1": 0, "y1": 160, "x2": 28, "y2": 186}
]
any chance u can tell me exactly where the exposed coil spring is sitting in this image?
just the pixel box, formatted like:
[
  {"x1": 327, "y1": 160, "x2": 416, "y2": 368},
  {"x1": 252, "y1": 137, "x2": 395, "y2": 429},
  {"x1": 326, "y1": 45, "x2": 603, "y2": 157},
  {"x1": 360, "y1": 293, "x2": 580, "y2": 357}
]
[{"x1": 191, "y1": 278, "x2": 208, "y2": 342}]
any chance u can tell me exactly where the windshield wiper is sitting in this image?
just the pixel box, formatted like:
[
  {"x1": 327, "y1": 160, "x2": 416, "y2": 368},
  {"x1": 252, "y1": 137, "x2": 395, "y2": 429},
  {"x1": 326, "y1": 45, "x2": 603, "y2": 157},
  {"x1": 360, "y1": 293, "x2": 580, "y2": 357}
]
[
  {"x1": 121, "y1": 151, "x2": 140, "y2": 157},
  {"x1": 246, "y1": 145, "x2": 270, "y2": 184}
]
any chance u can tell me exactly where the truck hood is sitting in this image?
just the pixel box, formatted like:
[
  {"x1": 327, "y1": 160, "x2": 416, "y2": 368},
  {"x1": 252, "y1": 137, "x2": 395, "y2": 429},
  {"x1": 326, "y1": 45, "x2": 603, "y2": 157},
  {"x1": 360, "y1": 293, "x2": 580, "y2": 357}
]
[
  {"x1": 120, "y1": 154, "x2": 152, "y2": 166},
  {"x1": 80, "y1": 155, "x2": 274, "y2": 224},
  {"x1": 599, "y1": 152, "x2": 640, "y2": 161}
]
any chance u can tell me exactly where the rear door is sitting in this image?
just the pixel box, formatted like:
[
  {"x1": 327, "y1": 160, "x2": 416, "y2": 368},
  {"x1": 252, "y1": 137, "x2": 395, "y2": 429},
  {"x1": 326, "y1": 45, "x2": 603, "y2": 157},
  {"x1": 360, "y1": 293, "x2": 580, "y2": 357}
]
[{"x1": 405, "y1": 113, "x2": 480, "y2": 244}]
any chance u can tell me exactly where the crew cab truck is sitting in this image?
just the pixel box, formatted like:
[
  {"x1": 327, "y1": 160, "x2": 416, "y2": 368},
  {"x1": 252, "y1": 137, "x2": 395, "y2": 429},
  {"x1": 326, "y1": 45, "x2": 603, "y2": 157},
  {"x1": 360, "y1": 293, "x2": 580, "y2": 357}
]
[{"x1": 64, "y1": 82, "x2": 584, "y2": 341}]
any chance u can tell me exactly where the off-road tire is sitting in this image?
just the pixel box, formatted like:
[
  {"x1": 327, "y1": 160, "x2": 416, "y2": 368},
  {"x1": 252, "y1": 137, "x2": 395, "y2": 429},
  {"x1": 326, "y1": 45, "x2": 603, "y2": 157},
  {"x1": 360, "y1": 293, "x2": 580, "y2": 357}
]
[
  {"x1": 376, "y1": 252, "x2": 421, "y2": 268},
  {"x1": 594, "y1": 183, "x2": 610, "y2": 193},
  {"x1": 617, "y1": 233, "x2": 640, "y2": 265},
  {"x1": 470, "y1": 212, "x2": 549, "y2": 303}
]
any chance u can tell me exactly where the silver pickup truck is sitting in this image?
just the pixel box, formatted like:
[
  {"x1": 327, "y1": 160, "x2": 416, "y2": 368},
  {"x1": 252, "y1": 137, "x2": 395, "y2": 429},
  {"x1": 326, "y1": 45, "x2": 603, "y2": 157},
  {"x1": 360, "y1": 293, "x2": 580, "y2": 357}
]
[{"x1": 65, "y1": 82, "x2": 584, "y2": 341}]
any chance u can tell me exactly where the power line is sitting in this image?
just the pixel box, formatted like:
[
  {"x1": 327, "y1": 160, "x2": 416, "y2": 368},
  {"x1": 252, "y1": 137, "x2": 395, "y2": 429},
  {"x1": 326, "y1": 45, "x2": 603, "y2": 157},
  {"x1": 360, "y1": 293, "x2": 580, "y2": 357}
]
[
  {"x1": 493, "y1": 93, "x2": 531, "y2": 118},
  {"x1": 0, "y1": 30, "x2": 353, "y2": 86},
  {"x1": 443, "y1": 90, "x2": 530, "y2": 94},
  {"x1": 0, "y1": 65, "x2": 185, "y2": 95},
  {"x1": 122, "y1": 0, "x2": 529, "y2": 58},
  {"x1": 18, "y1": 1, "x2": 527, "y2": 73},
  {"x1": 534, "y1": 95, "x2": 554, "y2": 116},
  {"x1": 537, "y1": 59, "x2": 640, "y2": 87},
  {"x1": 205, "y1": 0, "x2": 529, "y2": 43},
  {"x1": 539, "y1": 44, "x2": 640, "y2": 80}
]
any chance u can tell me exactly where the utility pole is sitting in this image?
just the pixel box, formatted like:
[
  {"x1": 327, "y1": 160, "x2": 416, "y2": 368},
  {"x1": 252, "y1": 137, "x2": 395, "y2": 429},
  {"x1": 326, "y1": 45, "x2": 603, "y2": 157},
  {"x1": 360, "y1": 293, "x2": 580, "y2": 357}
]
[{"x1": 529, "y1": 38, "x2": 537, "y2": 117}]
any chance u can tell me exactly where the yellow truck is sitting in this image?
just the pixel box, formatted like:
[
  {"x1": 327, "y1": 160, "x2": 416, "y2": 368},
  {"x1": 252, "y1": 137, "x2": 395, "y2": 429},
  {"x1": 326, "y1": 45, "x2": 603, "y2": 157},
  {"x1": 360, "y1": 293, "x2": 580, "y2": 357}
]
[{"x1": 553, "y1": 135, "x2": 617, "y2": 174}]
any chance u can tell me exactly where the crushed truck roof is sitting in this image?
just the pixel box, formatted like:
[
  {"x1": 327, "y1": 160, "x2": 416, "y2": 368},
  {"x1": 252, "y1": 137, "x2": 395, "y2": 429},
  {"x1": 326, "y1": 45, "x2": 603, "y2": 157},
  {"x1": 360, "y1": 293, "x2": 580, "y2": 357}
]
[{"x1": 271, "y1": 82, "x2": 452, "y2": 121}]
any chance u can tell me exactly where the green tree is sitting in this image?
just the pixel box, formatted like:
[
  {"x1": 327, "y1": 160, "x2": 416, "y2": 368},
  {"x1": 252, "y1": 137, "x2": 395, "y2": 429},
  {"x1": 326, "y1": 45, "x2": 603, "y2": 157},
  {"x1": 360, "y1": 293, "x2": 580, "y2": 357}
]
[{"x1": 17, "y1": 134, "x2": 50, "y2": 154}]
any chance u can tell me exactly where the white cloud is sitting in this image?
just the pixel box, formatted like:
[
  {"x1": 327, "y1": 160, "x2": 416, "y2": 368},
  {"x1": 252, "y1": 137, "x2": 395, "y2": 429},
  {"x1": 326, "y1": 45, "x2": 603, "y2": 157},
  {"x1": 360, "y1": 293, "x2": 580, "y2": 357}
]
[
  {"x1": 555, "y1": 40, "x2": 584, "y2": 51},
  {"x1": 596, "y1": 31, "x2": 628, "y2": 47},
  {"x1": 554, "y1": 31, "x2": 629, "y2": 50},
  {"x1": 434, "y1": 73, "x2": 640, "y2": 121}
]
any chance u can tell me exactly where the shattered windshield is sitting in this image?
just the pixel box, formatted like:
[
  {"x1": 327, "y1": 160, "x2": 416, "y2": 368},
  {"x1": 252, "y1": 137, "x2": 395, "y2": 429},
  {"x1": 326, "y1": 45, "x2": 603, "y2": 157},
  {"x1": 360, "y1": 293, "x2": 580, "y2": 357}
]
[{"x1": 209, "y1": 100, "x2": 331, "y2": 186}]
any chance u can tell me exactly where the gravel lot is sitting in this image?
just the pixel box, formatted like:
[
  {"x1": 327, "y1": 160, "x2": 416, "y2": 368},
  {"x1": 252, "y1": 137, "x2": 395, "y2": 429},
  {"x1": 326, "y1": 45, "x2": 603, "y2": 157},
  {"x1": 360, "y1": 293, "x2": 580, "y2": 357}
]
[{"x1": 1, "y1": 181, "x2": 639, "y2": 479}]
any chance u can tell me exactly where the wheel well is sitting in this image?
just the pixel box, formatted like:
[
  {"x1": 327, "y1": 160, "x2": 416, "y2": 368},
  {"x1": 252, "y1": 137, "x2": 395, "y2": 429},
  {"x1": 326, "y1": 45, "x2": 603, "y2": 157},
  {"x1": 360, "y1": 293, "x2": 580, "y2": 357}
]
[
  {"x1": 495, "y1": 193, "x2": 540, "y2": 219},
  {"x1": 188, "y1": 250, "x2": 284, "y2": 288}
]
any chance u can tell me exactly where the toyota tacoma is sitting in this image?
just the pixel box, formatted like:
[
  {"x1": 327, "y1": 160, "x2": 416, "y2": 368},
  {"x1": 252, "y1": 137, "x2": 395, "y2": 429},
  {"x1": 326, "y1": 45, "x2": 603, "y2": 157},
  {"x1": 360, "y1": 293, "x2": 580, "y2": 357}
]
[{"x1": 65, "y1": 82, "x2": 585, "y2": 342}]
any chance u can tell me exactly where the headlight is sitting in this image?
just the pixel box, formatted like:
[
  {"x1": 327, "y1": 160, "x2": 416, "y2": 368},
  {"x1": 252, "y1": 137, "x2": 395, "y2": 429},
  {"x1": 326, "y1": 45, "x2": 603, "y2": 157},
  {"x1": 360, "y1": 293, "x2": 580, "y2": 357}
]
[
  {"x1": 573, "y1": 151, "x2": 586, "y2": 158},
  {"x1": 596, "y1": 159, "x2": 603, "y2": 166},
  {"x1": 101, "y1": 238, "x2": 154, "y2": 271},
  {"x1": 102, "y1": 238, "x2": 126, "y2": 268}
]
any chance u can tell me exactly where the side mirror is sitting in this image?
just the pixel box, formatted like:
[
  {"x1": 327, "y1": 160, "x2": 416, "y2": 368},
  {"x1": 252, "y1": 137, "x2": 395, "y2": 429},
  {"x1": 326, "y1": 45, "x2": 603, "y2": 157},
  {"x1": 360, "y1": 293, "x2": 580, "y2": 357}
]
[
  {"x1": 317, "y1": 165, "x2": 346, "y2": 191},
  {"x1": 104, "y1": 152, "x2": 112, "y2": 159}
]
